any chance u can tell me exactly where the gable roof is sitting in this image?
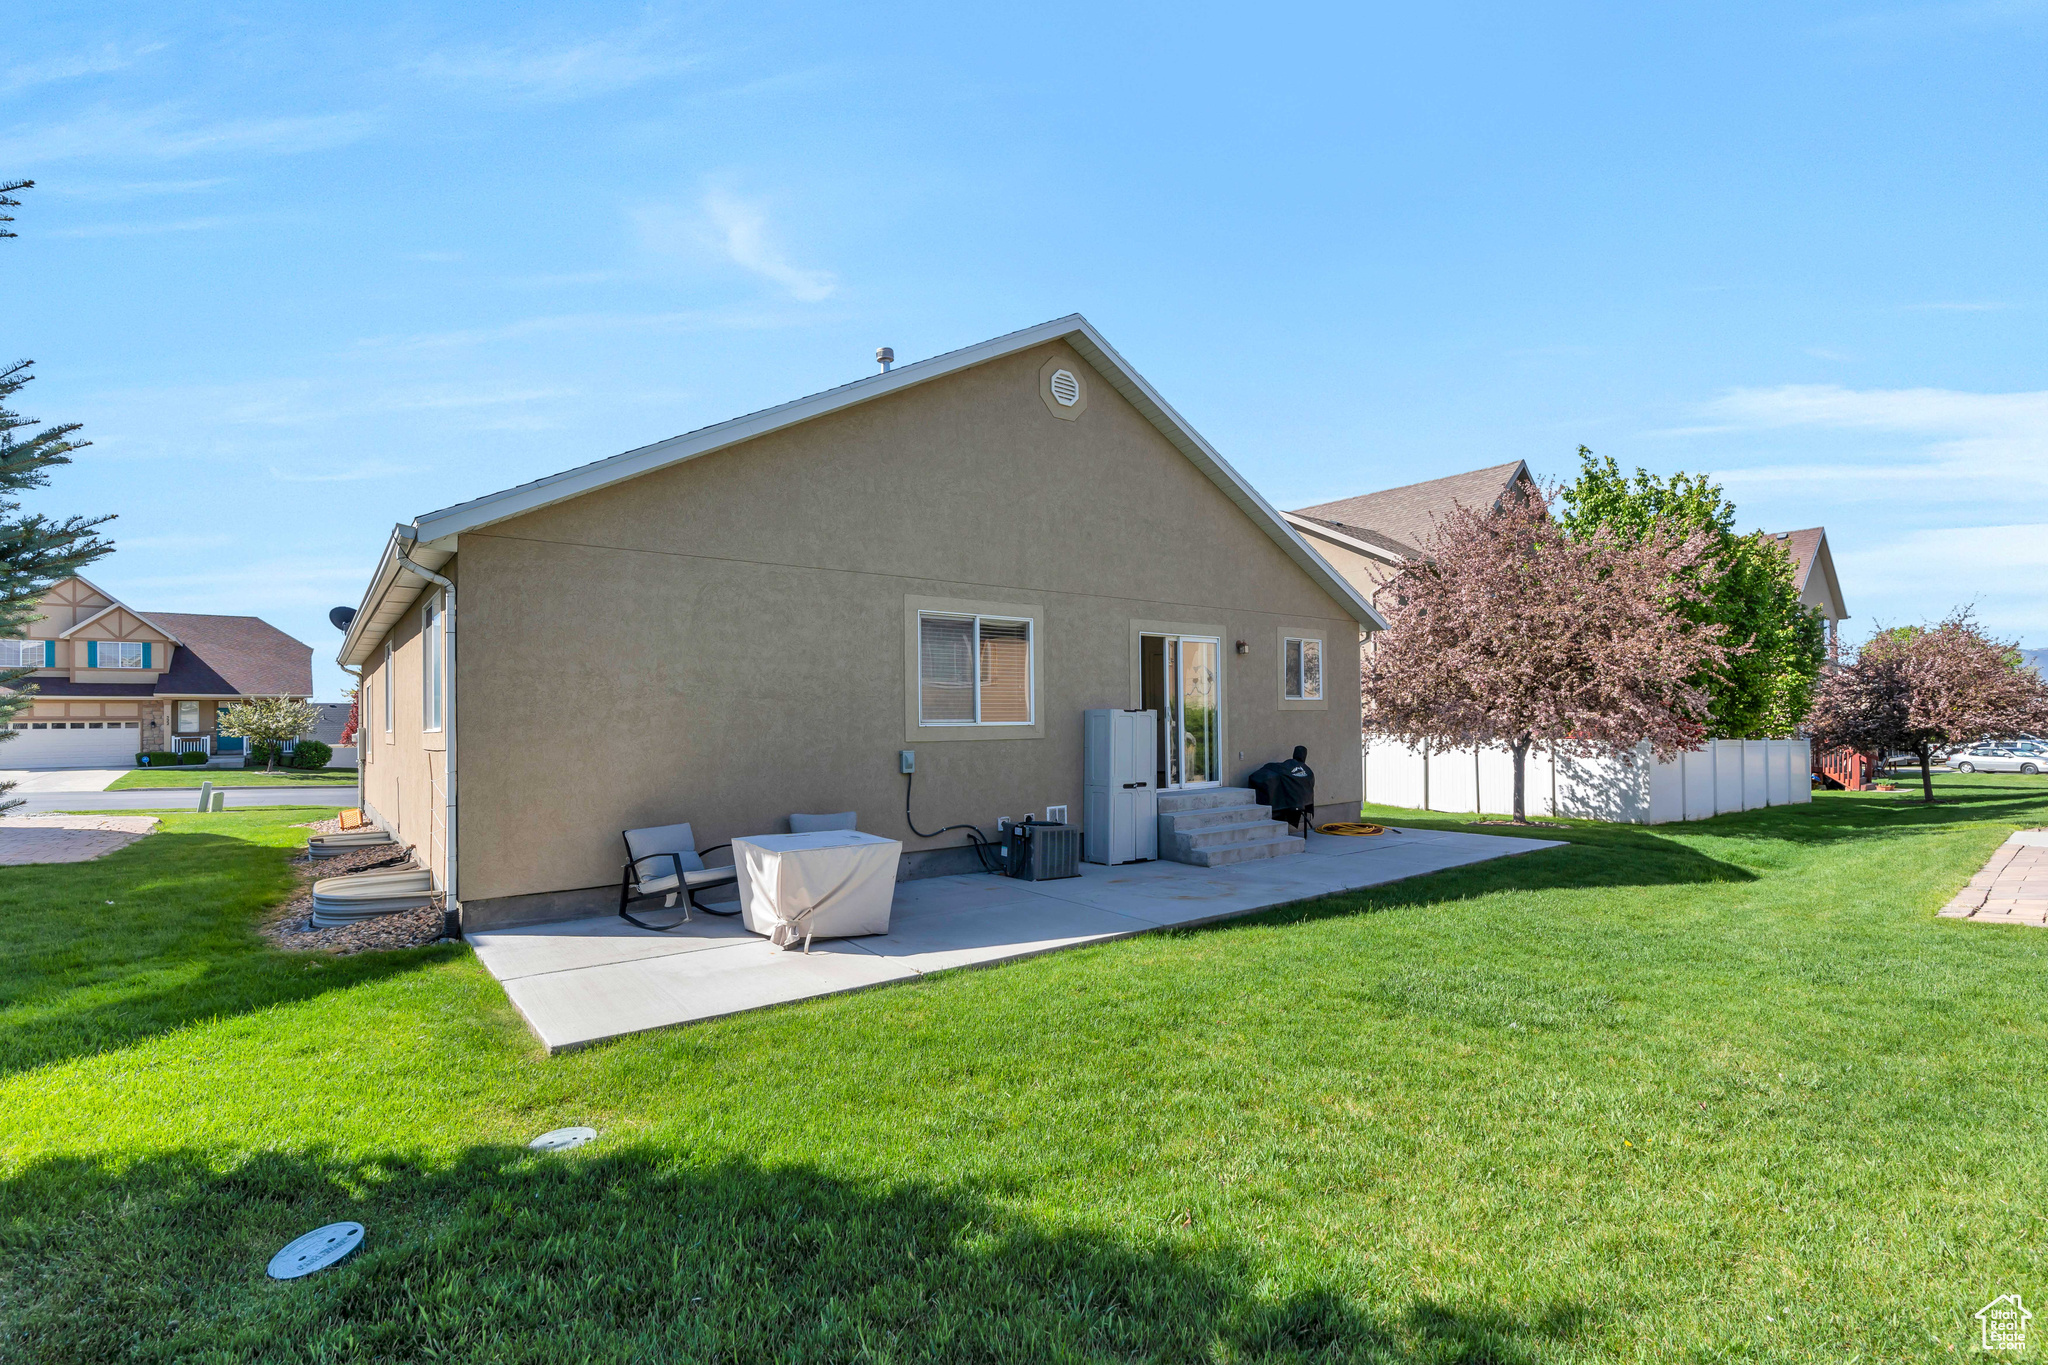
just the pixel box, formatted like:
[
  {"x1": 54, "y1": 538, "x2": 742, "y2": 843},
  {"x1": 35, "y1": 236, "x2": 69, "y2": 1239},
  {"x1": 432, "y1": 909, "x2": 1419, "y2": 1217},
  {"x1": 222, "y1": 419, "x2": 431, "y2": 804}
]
[
  {"x1": 55, "y1": 600, "x2": 186, "y2": 644},
  {"x1": 142, "y1": 613, "x2": 314, "y2": 696},
  {"x1": 338, "y1": 314, "x2": 1387, "y2": 665},
  {"x1": 1769, "y1": 526, "x2": 1848, "y2": 621},
  {"x1": 1291, "y1": 461, "x2": 1531, "y2": 560}
]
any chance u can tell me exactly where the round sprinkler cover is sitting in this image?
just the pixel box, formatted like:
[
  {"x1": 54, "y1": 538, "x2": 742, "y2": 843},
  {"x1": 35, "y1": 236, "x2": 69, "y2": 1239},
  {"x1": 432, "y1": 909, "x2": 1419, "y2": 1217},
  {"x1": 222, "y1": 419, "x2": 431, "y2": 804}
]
[
  {"x1": 267, "y1": 1222, "x2": 363, "y2": 1280},
  {"x1": 529, "y1": 1126, "x2": 597, "y2": 1152}
]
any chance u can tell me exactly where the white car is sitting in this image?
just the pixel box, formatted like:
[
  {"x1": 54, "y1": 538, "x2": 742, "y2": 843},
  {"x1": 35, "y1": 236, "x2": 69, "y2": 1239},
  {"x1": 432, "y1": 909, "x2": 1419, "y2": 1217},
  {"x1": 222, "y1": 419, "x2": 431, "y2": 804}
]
[{"x1": 1952, "y1": 745, "x2": 2043, "y2": 775}]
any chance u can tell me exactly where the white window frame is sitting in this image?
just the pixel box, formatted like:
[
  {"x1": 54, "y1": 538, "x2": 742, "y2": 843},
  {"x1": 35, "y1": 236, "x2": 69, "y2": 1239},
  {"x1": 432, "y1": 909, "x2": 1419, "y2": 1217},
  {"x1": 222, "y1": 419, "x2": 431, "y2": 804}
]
[
  {"x1": 177, "y1": 700, "x2": 201, "y2": 733},
  {"x1": 917, "y1": 611, "x2": 1034, "y2": 727},
  {"x1": 382, "y1": 642, "x2": 394, "y2": 733},
  {"x1": 421, "y1": 597, "x2": 445, "y2": 733},
  {"x1": 0, "y1": 640, "x2": 44, "y2": 669},
  {"x1": 1282, "y1": 635, "x2": 1324, "y2": 702},
  {"x1": 100, "y1": 641, "x2": 147, "y2": 669}
]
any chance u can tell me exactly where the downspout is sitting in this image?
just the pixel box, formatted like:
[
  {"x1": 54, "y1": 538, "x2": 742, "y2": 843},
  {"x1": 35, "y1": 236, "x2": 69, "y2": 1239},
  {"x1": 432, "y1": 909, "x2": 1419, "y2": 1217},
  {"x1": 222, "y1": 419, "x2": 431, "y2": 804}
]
[{"x1": 396, "y1": 546, "x2": 458, "y2": 924}]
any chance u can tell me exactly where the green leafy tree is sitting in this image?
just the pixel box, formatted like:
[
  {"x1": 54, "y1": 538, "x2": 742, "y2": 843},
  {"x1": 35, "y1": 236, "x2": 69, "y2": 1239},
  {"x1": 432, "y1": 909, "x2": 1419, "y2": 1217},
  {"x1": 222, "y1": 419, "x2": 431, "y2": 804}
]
[
  {"x1": 0, "y1": 180, "x2": 117, "y2": 809},
  {"x1": 1556, "y1": 447, "x2": 1824, "y2": 739},
  {"x1": 218, "y1": 696, "x2": 322, "y2": 772}
]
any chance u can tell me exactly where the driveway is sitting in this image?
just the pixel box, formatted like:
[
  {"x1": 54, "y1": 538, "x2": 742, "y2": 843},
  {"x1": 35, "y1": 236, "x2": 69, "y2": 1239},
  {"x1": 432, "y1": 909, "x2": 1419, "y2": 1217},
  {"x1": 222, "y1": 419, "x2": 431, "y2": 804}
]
[{"x1": 0, "y1": 768, "x2": 130, "y2": 794}]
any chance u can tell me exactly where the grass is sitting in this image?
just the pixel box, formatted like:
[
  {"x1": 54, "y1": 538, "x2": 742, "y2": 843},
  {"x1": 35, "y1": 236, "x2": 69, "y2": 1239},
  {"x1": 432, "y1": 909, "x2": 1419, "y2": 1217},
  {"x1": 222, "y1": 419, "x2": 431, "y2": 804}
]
[
  {"x1": 3, "y1": 778, "x2": 2047, "y2": 1362},
  {"x1": 106, "y1": 767, "x2": 360, "y2": 790}
]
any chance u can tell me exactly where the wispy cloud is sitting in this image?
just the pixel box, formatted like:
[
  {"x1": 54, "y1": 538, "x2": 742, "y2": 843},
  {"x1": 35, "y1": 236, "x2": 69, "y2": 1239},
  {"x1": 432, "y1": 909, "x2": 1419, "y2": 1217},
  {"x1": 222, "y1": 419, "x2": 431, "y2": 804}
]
[
  {"x1": 1703, "y1": 383, "x2": 2048, "y2": 436},
  {"x1": 1, "y1": 42, "x2": 166, "y2": 94},
  {"x1": 1900, "y1": 300, "x2": 2012, "y2": 312},
  {"x1": 46, "y1": 177, "x2": 229, "y2": 201},
  {"x1": 0, "y1": 105, "x2": 376, "y2": 165},
  {"x1": 364, "y1": 303, "x2": 825, "y2": 351},
  {"x1": 633, "y1": 190, "x2": 837, "y2": 302},
  {"x1": 51, "y1": 214, "x2": 259, "y2": 238},
  {"x1": 414, "y1": 26, "x2": 700, "y2": 102}
]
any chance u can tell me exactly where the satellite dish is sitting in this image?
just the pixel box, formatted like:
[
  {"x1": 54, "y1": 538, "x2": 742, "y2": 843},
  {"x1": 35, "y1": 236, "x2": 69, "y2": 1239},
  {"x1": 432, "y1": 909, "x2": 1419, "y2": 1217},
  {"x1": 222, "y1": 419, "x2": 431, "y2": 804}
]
[{"x1": 328, "y1": 606, "x2": 357, "y2": 632}]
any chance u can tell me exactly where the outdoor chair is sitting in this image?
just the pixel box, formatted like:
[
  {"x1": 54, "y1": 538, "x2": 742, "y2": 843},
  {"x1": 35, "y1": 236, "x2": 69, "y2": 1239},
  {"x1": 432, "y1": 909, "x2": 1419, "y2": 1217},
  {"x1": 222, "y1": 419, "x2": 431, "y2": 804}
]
[
  {"x1": 619, "y1": 822, "x2": 740, "y2": 930},
  {"x1": 787, "y1": 811, "x2": 857, "y2": 833}
]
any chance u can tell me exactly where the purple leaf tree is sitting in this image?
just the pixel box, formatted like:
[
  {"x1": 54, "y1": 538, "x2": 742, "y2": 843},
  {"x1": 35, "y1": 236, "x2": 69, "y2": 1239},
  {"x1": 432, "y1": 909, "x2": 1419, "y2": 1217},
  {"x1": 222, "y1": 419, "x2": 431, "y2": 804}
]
[
  {"x1": 1806, "y1": 610, "x2": 2048, "y2": 803},
  {"x1": 1365, "y1": 486, "x2": 1729, "y2": 823}
]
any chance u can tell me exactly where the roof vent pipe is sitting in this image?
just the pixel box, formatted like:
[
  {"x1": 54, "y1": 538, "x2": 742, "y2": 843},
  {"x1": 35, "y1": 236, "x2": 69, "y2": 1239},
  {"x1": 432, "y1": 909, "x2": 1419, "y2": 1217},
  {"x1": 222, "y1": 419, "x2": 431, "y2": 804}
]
[{"x1": 875, "y1": 347, "x2": 894, "y2": 373}]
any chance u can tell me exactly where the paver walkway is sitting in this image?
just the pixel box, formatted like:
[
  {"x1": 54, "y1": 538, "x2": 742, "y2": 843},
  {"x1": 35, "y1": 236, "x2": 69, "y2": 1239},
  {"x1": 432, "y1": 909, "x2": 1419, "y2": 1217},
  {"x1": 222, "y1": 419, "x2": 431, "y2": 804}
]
[
  {"x1": 0, "y1": 814, "x2": 158, "y2": 865},
  {"x1": 1939, "y1": 829, "x2": 2048, "y2": 926},
  {"x1": 472, "y1": 824, "x2": 1567, "y2": 1052}
]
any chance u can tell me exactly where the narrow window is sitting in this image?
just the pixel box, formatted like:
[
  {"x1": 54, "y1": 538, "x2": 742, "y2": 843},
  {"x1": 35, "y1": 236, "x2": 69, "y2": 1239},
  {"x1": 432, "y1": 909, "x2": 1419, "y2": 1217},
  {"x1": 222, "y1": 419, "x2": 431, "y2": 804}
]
[
  {"x1": 918, "y1": 612, "x2": 1033, "y2": 725},
  {"x1": 383, "y1": 643, "x2": 394, "y2": 733},
  {"x1": 177, "y1": 700, "x2": 200, "y2": 732},
  {"x1": 421, "y1": 597, "x2": 444, "y2": 732},
  {"x1": 1284, "y1": 637, "x2": 1323, "y2": 701}
]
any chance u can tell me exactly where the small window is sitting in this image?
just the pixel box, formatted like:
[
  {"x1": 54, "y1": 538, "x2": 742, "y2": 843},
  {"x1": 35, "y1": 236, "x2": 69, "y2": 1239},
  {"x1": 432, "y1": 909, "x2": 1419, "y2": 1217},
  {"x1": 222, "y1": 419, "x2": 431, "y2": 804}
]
[
  {"x1": 68, "y1": 722, "x2": 84, "y2": 730},
  {"x1": 0, "y1": 639, "x2": 44, "y2": 668},
  {"x1": 29, "y1": 722, "x2": 45, "y2": 729},
  {"x1": 383, "y1": 643, "x2": 394, "y2": 733},
  {"x1": 98, "y1": 642, "x2": 147, "y2": 669},
  {"x1": 177, "y1": 700, "x2": 200, "y2": 733},
  {"x1": 918, "y1": 612, "x2": 1032, "y2": 726},
  {"x1": 1284, "y1": 637, "x2": 1323, "y2": 701},
  {"x1": 422, "y1": 596, "x2": 445, "y2": 732},
  {"x1": 9, "y1": 722, "x2": 23, "y2": 730},
  {"x1": 87, "y1": 722, "x2": 103, "y2": 729}
]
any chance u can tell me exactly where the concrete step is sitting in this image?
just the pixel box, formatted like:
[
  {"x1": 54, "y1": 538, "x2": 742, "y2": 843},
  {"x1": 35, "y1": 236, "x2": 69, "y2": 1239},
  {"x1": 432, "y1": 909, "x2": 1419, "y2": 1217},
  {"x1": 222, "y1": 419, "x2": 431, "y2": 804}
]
[
  {"x1": 1178, "y1": 833, "x2": 1307, "y2": 867},
  {"x1": 1159, "y1": 800, "x2": 1275, "y2": 834},
  {"x1": 1171, "y1": 817, "x2": 1290, "y2": 853},
  {"x1": 1154, "y1": 786, "x2": 1259, "y2": 815}
]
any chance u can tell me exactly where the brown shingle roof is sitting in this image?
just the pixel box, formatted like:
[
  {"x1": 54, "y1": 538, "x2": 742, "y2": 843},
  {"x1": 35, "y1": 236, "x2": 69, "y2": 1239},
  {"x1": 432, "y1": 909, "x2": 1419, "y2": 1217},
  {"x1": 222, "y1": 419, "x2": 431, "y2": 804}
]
[
  {"x1": 1293, "y1": 461, "x2": 1530, "y2": 559},
  {"x1": 1771, "y1": 528, "x2": 1825, "y2": 593},
  {"x1": 143, "y1": 613, "x2": 314, "y2": 697}
]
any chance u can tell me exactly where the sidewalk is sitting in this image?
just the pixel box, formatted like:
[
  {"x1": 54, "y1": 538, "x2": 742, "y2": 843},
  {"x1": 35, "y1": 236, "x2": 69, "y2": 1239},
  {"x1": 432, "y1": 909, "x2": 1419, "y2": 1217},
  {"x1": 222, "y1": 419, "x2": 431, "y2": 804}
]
[{"x1": 1939, "y1": 830, "x2": 2048, "y2": 927}]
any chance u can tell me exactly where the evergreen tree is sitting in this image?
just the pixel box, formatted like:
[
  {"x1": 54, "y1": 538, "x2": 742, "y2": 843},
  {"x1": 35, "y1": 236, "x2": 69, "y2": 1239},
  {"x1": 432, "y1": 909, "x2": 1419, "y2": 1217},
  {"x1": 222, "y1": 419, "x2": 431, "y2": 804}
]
[
  {"x1": 0, "y1": 181, "x2": 118, "y2": 807},
  {"x1": 1556, "y1": 447, "x2": 1824, "y2": 739}
]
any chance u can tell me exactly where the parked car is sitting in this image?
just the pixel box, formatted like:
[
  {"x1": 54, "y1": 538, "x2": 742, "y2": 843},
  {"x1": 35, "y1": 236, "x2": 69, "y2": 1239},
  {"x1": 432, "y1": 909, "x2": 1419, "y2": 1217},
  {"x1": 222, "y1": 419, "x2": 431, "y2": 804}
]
[{"x1": 1952, "y1": 745, "x2": 2043, "y2": 775}]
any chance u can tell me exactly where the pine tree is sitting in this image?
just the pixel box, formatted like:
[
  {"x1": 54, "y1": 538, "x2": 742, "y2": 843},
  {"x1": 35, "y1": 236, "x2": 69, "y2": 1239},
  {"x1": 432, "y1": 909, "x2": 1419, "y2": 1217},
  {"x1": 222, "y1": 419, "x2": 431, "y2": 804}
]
[{"x1": 0, "y1": 181, "x2": 117, "y2": 808}]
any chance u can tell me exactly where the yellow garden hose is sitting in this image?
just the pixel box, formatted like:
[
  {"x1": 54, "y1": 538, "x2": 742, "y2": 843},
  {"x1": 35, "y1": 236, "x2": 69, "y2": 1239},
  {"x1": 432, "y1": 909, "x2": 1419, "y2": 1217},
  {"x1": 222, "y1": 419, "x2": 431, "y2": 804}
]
[{"x1": 1314, "y1": 821, "x2": 1387, "y2": 836}]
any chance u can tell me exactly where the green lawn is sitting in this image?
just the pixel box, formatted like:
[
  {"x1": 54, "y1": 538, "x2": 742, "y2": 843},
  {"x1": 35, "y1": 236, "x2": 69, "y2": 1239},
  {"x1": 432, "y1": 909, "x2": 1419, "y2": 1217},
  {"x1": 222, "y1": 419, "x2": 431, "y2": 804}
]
[
  {"x1": 106, "y1": 767, "x2": 359, "y2": 789},
  {"x1": 3, "y1": 779, "x2": 2046, "y2": 1363}
]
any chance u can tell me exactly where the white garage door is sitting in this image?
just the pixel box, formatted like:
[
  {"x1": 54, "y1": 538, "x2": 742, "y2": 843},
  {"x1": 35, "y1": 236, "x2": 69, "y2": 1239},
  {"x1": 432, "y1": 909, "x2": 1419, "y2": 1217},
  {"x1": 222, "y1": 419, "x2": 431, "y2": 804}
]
[{"x1": 1, "y1": 721, "x2": 142, "y2": 767}]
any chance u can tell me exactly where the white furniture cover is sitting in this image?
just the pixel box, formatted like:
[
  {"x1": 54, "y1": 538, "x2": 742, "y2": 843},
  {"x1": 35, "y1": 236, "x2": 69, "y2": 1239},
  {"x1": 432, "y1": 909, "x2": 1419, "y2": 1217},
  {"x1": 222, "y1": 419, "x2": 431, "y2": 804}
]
[{"x1": 733, "y1": 830, "x2": 901, "y2": 948}]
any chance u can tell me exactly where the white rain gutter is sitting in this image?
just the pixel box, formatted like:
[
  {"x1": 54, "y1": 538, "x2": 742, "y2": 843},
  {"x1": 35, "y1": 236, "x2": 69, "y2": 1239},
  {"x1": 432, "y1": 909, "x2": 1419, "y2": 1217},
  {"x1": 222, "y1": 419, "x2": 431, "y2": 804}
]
[{"x1": 394, "y1": 542, "x2": 458, "y2": 918}]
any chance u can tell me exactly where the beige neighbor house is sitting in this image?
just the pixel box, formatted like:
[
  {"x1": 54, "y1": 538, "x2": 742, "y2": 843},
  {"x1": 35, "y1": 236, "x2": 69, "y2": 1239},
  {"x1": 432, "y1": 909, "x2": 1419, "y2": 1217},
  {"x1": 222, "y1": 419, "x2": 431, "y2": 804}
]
[
  {"x1": 1769, "y1": 527, "x2": 1849, "y2": 660},
  {"x1": 1284, "y1": 461, "x2": 1537, "y2": 611},
  {"x1": 337, "y1": 316, "x2": 1387, "y2": 931},
  {"x1": 0, "y1": 575, "x2": 314, "y2": 766}
]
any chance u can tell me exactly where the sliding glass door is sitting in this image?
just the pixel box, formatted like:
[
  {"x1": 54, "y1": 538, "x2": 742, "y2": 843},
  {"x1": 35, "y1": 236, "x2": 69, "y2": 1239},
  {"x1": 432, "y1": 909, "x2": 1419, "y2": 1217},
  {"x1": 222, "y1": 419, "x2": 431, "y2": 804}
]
[{"x1": 1142, "y1": 633, "x2": 1222, "y2": 788}]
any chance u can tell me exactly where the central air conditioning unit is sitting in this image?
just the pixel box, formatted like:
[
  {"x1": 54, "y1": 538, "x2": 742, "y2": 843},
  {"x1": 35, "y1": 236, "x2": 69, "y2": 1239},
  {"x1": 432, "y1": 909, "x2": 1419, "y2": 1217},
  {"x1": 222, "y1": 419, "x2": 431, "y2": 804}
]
[{"x1": 1000, "y1": 820, "x2": 1081, "y2": 880}]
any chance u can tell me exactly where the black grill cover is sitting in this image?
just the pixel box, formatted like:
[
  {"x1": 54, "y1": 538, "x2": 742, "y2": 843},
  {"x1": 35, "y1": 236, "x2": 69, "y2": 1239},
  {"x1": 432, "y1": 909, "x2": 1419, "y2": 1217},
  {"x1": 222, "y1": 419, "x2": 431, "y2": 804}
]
[{"x1": 1248, "y1": 747, "x2": 1315, "y2": 818}]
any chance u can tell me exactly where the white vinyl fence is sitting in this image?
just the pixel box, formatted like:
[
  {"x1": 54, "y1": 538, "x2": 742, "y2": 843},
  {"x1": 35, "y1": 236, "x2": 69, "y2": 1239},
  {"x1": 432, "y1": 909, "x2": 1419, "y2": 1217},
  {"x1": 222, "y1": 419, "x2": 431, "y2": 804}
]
[{"x1": 1362, "y1": 736, "x2": 1812, "y2": 824}]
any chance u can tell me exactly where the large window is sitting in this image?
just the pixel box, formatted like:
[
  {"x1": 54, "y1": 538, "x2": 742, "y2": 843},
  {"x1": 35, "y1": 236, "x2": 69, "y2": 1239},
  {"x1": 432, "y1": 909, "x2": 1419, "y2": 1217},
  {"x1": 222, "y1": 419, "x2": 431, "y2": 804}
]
[
  {"x1": 98, "y1": 641, "x2": 148, "y2": 669},
  {"x1": 0, "y1": 640, "x2": 45, "y2": 669},
  {"x1": 918, "y1": 612, "x2": 1032, "y2": 726},
  {"x1": 1283, "y1": 636, "x2": 1323, "y2": 702},
  {"x1": 421, "y1": 596, "x2": 445, "y2": 732}
]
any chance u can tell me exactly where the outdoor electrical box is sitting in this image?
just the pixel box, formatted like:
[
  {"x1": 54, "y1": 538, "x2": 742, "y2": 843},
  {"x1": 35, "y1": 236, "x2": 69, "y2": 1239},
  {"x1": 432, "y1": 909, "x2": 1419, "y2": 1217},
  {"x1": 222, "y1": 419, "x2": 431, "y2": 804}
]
[{"x1": 1083, "y1": 708, "x2": 1158, "y2": 865}]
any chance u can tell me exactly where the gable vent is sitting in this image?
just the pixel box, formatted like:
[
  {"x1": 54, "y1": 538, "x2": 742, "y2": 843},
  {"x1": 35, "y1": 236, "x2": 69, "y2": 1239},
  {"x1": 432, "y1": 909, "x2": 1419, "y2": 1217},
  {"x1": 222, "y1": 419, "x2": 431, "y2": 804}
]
[{"x1": 1048, "y1": 369, "x2": 1081, "y2": 407}]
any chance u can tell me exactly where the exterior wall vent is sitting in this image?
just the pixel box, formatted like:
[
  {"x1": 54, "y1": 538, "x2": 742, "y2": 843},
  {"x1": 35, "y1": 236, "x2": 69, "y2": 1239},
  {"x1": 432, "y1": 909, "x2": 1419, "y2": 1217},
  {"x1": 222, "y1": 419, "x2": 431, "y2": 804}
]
[{"x1": 1048, "y1": 369, "x2": 1081, "y2": 406}]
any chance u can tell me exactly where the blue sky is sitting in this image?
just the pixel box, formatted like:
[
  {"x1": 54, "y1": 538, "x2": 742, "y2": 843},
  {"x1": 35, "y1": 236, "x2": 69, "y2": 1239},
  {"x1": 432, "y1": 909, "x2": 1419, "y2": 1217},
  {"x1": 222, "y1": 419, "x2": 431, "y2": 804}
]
[{"x1": 4, "y1": 1, "x2": 2044, "y2": 698}]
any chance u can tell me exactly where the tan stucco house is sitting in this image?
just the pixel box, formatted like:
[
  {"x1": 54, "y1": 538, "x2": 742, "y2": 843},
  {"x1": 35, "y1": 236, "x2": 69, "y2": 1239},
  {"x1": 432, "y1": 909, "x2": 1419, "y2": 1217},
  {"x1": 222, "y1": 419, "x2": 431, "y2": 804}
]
[
  {"x1": 0, "y1": 575, "x2": 315, "y2": 765},
  {"x1": 337, "y1": 316, "x2": 1385, "y2": 930}
]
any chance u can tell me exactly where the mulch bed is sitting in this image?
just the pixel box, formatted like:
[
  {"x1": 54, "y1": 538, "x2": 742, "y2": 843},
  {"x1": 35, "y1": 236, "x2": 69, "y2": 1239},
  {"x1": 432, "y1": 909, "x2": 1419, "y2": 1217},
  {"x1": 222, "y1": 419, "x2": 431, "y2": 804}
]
[{"x1": 261, "y1": 831, "x2": 454, "y2": 956}]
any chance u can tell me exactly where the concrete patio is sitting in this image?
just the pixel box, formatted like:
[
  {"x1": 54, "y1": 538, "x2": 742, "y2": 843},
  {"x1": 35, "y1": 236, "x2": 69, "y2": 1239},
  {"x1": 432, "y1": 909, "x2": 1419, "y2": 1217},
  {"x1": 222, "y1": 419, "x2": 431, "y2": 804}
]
[{"x1": 471, "y1": 824, "x2": 1568, "y2": 1052}]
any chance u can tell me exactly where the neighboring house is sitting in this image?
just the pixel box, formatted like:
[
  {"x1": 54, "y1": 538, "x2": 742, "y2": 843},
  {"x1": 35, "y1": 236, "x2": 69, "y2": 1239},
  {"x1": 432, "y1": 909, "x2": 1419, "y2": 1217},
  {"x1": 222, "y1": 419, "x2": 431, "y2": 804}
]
[
  {"x1": 1767, "y1": 527, "x2": 1849, "y2": 660},
  {"x1": 1284, "y1": 461, "x2": 1536, "y2": 608},
  {"x1": 309, "y1": 701, "x2": 354, "y2": 746},
  {"x1": 336, "y1": 315, "x2": 1384, "y2": 930},
  {"x1": 0, "y1": 575, "x2": 314, "y2": 766}
]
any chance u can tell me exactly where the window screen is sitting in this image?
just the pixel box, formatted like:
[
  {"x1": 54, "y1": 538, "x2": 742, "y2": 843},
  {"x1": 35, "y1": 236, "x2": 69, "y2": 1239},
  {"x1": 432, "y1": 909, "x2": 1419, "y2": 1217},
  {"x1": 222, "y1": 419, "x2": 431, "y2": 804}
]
[
  {"x1": 919, "y1": 612, "x2": 1032, "y2": 725},
  {"x1": 1284, "y1": 637, "x2": 1323, "y2": 701}
]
